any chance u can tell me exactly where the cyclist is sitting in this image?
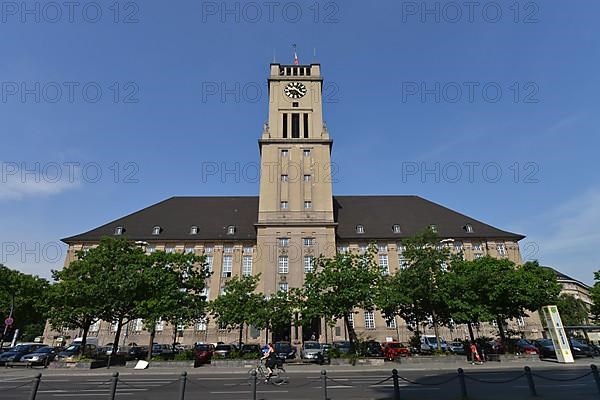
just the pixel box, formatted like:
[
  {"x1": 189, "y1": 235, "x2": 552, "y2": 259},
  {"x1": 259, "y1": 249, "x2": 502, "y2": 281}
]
[{"x1": 261, "y1": 342, "x2": 277, "y2": 382}]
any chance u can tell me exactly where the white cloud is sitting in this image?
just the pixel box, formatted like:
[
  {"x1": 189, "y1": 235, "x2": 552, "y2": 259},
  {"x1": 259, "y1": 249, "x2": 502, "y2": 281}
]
[{"x1": 0, "y1": 162, "x2": 81, "y2": 200}]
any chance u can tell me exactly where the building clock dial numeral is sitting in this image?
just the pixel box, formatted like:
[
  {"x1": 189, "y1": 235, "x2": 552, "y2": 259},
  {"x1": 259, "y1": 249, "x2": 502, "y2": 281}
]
[{"x1": 284, "y1": 82, "x2": 307, "y2": 99}]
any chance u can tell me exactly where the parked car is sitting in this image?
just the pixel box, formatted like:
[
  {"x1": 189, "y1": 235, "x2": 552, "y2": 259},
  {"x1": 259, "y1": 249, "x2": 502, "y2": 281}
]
[
  {"x1": 274, "y1": 342, "x2": 296, "y2": 360},
  {"x1": 420, "y1": 336, "x2": 448, "y2": 353},
  {"x1": 0, "y1": 344, "x2": 48, "y2": 365},
  {"x1": 214, "y1": 344, "x2": 236, "y2": 358},
  {"x1": 300, "y1": 341, "x2": 323, "y2": 361},
  {"x1": 508, "y1": 339, "x2": 539, "y2": 355},
  {"x1": 448, "y1": 341, "x2": 466, "y2": 355},
  {"x1": 194, "y1": 343, "x2": 214, "y2": 365},
  {"x1": 333, "y1": 340, "x2": 352, "y2": 354},
  {"x1": 364, "y1": 341, "x2": 384, "y2": 357},
  {"x1": 21, "y1": 346, "x2": 58, "y2": 366},
  {"x1": 383, "y1": 342, "x2": 411, "y2": 360},
  {"x1": 240, "y1": 344, "x2": 261, "y2": 357},
  {"x1": 533, "y1": 339, "x2": 557, "y2": 359},
  {"x1": 127, "y1": 346, "x2": 148, "y2": 360},
  {"x1": 570, "y1": 338, "x2": 594, "y2": 358},
  {"x1": 56, "y1": 343, "x2": 98, "y2": 361},
  {"x1": 152, "y1": 344, "x2": 173, "y2": 356}
]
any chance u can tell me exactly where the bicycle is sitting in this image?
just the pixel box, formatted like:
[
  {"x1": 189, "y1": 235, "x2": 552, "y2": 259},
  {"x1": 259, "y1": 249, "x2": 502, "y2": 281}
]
[{"x1": 248, "y1": 359, "x2": 289, "y2": 386}]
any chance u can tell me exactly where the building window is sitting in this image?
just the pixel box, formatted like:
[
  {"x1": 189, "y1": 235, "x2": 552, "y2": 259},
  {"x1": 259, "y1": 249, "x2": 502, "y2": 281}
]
[
  {"x1": 398, "y1": 254, "x2": 408, "y2": 269},
  {"x1": 146, "y1": 244, "x2": 156, "y2": 254},
  {"x1": 304, "y1": 201, "x2": 312, "y2": 209},
  {"x1": 356, "y1": 225, "x2": 365, "y2": 234},
  {"x1": 379, "y1": 254, "x2": 389, "y2": 275},
  {"x1": 155, "y1": 319, "x2": 165, "y2": 332},
  {"x1": 378, "y1": 243, "x2": 388, "y2": 253},
  {"x1": 497, "y1": 244, "x2": 507, "y2": 256},
  {"x1": 303, "y1": 174, "x2": 311, "y2": 182},
  {"x1": 204, "y1": 246, "x2": 213, "y2": 254},
  {"x1": 337, "y1": 245, "x2": 349, "y2": 254},
  {"x1": 474, "y1": 253, "x2": 483, "y2": 259},
  {"x1": 223, "y1": 245, "x2": 233, "y2": 254},
  {"x1": 429, "y1": 224, "x2": 438, "y2": 233},
  {"x1": 152, "y1": 226, "x2": 161, "y2": 235},
  {"x1": 386, "y1": 317, "x2": 397, "y2": 329},
  {"x1": 291, "y1": 113, "x2": 300, "y2": 138},
  {"x1": 464, "y1": 224, "x2": 474, "y2": 233},
  {"x1": 280, "y1": 201, "x2": 288, "y2": 210},
  {"x1": 364, "y1": 311, "x2": 375, "y2": 330},
  {"x1": 190, "y1": 226, "x2": 199, "y2": 235},
  {"x1": 165, "y1": 245, "x2": 175, "y2": 253},
  {"x1": 277, "y1": 237, "x2": 289, "y2": 247},
  {"x1": 292, "y1": 102, "x2": 299, "y2": 107},
  {"x1": 227, "y1": 225, "x2": 236, "y2": 235},
  {"x1": 282, "y1": 114, "x2": 288, "y2": 138},
  {"x1": 358, "y1": 244, "x2": 367, "y2": 254},
  {"x1": 281, "y1": 149, "x2": 288, "y2": 157},
  {"x1": 243, "y1": 246, "x2": 253, "y2": 254},
  {"x1": 278, "y1": 256, "x2": 289, "y2": 274},
  {"x1": 279, "y1": 282, "x2": 289, "y2": 292},
  {"x1": 304, "y1": 255, "x2": 314, "y2": 273},
  {"x1": 196, "y1": 318, "x2": 208, "y2": 332},
  {"x1": 392, "y1": 224, "x2": 401, "y2": 234},
  {"x1": 454, "y1": 242, "x2": 464, "y2": 252},
  {"x1": 472, "y1": 243, "x2": 482, "y2": 251},
  {"x1": 303, "y1": 113, "x2": 309, "y2": 138},
  {"x1": 281, "y1": 175, "x2": 288, "y2": 182},
  {"x1": 89, "y1": 320, "x2": 101, "y2": 332},
  {"x1": 184, "y1": 246, "x2": 195, "y2": 254},
  {"x1": 242, "y1": 256, "x2": 253, "y2": 276},
  {"x1": 114, "y1": 226, "x2": 123, "y2": 236},
  {"x1": 222, "y1": 255, "x2": 233, "y2": 277},
  {"x1": 134, "y1": 318, "x2": 144, "y2": 332},
  {"x1": 303, "y1": 149, "x2": 311, "y2": 157},
  {"x1": 201, "y1": 287, "x2": 210, "y2": 299},
  {"x1": 347, "y1": 313, "x2": 354, "y2": 328},
  {"x1": 517, "y1": 317, "x2": 525, "y2": 327},
  {"x1": 303, "y1": 237, "x2": 314, "y2": 246}
]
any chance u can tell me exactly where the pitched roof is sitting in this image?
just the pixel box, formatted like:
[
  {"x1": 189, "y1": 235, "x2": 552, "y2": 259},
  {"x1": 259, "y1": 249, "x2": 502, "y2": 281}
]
[
  {"x1": 542, "y1": 266, "x2": 591, "y2": 290},
  {"x1": 62, "y1": 195, "x2": 524, "y2": 243}
]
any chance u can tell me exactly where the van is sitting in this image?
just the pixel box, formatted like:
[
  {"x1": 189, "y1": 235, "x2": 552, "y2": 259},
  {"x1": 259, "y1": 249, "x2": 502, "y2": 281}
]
[
  {"x1": 420, "y1": 335, "x2": 448, "y2": 353},
  {"x1": 73, "y1": 337, "x2": 99, "y2": 346}
]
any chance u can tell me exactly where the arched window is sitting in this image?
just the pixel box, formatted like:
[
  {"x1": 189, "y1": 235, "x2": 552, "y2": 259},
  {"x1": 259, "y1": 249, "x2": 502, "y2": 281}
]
[
  {"x1": 392, "y1": 224, "x2": 401, "y2": 234},
  {"x1": 227, "y1": 225, "x2": 236, "y2": 235},
  {"x1": 152, "y1": 226, "x2": 161, "y2": 236},
  {"x1": 356, "y1": 224, "x2": 365, "y2": 234},
  {"x1": 464, "y1": 224, "x2": 474, "y2": 233},
  {"x1": 190, "y1": 226, "x2": 199, "y2": 235},
  {"x1": 114, "y1": 226, "x2": 123, "y2": 236}
]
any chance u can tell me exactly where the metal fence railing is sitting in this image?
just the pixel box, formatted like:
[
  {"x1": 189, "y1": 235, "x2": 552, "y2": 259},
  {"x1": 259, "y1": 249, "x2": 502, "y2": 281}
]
[{"x1": 4, "y1": 364, "x2": 600, "y2": 400}]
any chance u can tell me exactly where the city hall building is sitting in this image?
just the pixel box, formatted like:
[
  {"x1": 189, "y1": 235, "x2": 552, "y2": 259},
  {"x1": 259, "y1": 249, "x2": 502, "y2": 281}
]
[{"x1": 44, "y1": 63, "x2": 539, "y2": 347}]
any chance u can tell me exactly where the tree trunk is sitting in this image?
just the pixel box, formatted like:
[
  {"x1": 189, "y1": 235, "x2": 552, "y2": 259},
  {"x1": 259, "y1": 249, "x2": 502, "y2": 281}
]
[
  {"x1": 147, "y1": 326, "x2": 156, "y2": 361},
  {"x1": 172, "y1": 325, "x2": 178, "y2": 354},
  {"x1": 107, "y1": 317, "x2": 123, "y2": 369},
  {"x1": 432, "y1": 311, "x2": 442, "y2": 351},
  {"x1": 80, "y1": 322, "x2": 90, "y2": 358},
  {"x1": 496, "y1": 316, "x2": 507, "y2": 347},
  {"x1": 238, "y1": 324, "x2": 244, "y2": 349},
  {"x1": 343, "y1": 314, "x2": 358, "y2": 349},
  {"x1": 467, "y1": 322, "x2": 475, "y2": 342}
]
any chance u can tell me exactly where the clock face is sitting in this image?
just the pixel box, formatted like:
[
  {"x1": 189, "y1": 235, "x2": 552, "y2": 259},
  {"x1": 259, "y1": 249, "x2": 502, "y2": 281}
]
[{"x1": 284, "y1": 82, "x2": 307, "y2": 99}]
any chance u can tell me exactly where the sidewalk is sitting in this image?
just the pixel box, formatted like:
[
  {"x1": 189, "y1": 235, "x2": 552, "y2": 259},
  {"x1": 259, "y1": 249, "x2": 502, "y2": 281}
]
[{"x1": 0, "y1": 358, "x2": 594, "y2": 378}]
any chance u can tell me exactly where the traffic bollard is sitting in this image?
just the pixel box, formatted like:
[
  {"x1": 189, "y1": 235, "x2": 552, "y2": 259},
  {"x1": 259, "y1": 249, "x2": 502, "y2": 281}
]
[
  {"x1": 457, "y1": 368, "x2": 468, "y2": 400},
  {"x1": 591, "y1": 365, "x2": 600, "y2": 397},
  {"x1": 392, "y1": 369, "x2": 400, "y2": 400},
  {"x1": 109, "y1": 372, "x2": 119, "y2": 400},
  {"x1": 321, "y1": 369, "x2": 328, "y2": 400},
  {"x1": 524, "y1": 366, "x2": 537, "y2": 397},
  {"x1": 29, "y1": 373, "x2": 41, "y2": 400},
  {"x1": 250, "y1": 369, "x2": 257, "y2": 400},
  {"x1": 178, "y1": 371, "x2": 187, "y2": 400}
]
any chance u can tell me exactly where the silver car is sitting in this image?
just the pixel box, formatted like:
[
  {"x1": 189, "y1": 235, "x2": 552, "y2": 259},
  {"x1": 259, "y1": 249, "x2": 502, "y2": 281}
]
[{"x1": 300, "y1": 341, "x2": 322, "y2": 360}]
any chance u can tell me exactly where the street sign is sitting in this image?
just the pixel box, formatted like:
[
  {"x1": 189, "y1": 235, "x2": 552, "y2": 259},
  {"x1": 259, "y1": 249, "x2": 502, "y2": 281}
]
[
  {"x1": 4, "y1": 317, "x2": 14, "y2": 326},
  {"x1": 541, "y1": 305, "x2": 574, "y2": 363}
]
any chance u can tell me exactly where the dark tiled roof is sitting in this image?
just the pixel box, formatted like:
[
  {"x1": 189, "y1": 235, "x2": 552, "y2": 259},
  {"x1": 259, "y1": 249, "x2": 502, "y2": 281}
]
[
  {"x1": 63, "y1": 195, "x2": 524, "y2": 243},
  {"x1": 542, "y1": 267, "x2": 591, "y2": 289}
]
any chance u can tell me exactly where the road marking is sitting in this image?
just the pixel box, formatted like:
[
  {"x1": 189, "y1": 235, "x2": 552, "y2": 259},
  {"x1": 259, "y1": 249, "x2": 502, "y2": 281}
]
[
  {"x1": 52, "y1": 393, "x2": 135, "y2": 397},
  {"x1": 210, "y1": 390, "x2": 289, "y2": 394}
]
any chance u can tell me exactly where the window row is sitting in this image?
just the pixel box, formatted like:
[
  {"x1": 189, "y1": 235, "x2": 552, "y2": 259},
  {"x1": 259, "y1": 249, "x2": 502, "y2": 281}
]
[
  {"x1": 353, "y1": 223, "x2": 476, "y2": 235},
  {"x1": 114, "y1": 225, "x2": 238, "y2": 236}
]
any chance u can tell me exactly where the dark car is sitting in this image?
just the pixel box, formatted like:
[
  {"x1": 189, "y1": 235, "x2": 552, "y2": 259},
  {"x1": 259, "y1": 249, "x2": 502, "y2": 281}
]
[
  {"x1": 333, "y1": 340, "x2": 352, "y2": 354},
  {"x1": 194, "y1": 343, "x2": 214, "y2": 366},
  {"x1": 448, "y1": 341, "x2": 466, "y2": 355},
  {"x1": 240, "y1": 344, "x2": 261, "y2": 357},
  {"x1": 274, "y1": 342, "x2": 296, "y2": 360},
  {"x1": 152, "y1": 344, "x2": 173, "y2": 356},
  {"x1": 214, "y1": 344, "x2": 236, "y2": 358},
  {"x1": 570, "y1": 338, "x2": 594, "y2": 358},
  {"x1": 127, "y1": 346, "x2": 148, "y2": 360},
  {"x1": 56, "y1": 343, "x2": 98, "y2": 361},
  {"x1": 534, "y1": 339, "x2": 557, "y2": 359},
  {"x1": 21, "y1": 346, "x2": 57, "y2": 366},
  {"x1": 364, "y1": 341, "x2": 383, "y2": 357},
  {"x1": 508, "y1": 339, "x2": 539, "y2": 355},
  {"x1": 0, "y1": 344, "x2": 48, "y2": 365}
]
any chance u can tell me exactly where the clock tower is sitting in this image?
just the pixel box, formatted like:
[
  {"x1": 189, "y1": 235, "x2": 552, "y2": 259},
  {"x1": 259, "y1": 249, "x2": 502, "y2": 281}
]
[{"x1": 255, "y1": 63, "x2": 336, "y2": 309}]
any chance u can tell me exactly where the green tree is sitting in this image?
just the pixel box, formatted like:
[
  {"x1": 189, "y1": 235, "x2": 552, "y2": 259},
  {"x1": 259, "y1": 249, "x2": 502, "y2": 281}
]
[
  {"x1": 299, "y1": 245, "x2": 382, "y2": 347},
  {"x1": 135, "y1": 250, "x2": 211, "y2": 360},
  {"x1": 0, "y1": 265, "x2": 49, "y2": 346},
  {"x1": 556, "y1": 293, "x2": 589, "y2": 326},
  {"x1": 253, "y1": 290, "x2": 296, "y2": 344},
  {"x1": 209, "y1": 274, "x2": 264, "y2": 349},
  {"x1": 591, "y1": 271, "x2": 600, "y2": 323}
]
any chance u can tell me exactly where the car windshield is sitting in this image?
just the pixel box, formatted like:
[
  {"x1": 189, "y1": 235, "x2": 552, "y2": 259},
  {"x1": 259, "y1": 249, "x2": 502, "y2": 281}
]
[
  {"x1": 215, "y1": 345, "x2": 231, "y2": 350},
  {"x1": 387, "y1": 343, "x2": 403, "y2": 348},
  {"x1": 571, "y1": 339, "x2": 585, "y2": 346},
  {"x1": 538, "y1": 339, "x2": 553, "y2": 346},
  {"x1": 517, "y1": 339, "x2": 532, "y2": 346},
  {"x1": 275, "y1": 344, "x2": 291, "y2": 352},
  {"x1": 450, "y1": 342, "x2": 462, "y2": 346},
  {"x1": 65, "y1": 345, "x2": 79, "y2": 352},
  {"x1": 35, "y1": 347, "x2": 51, "y2": 353},
  {"x1": 335, "y1": 342, "x2": 350, "y2": 348},
  {"x1": 427, "y1": 337, "x2": 438, "y2": 344},
  {"x1": 13, "y1": 345, "x2": 33, "y2": 352},
  {"x1": 195, "y1": 345, "x2": 210, "y2": 351},
  {"x1": 243, "y1": 345, "x2": 259, "y2": 350},
  {"x1": 304, "y1": 342, "x2": 321, "y2": 349}
]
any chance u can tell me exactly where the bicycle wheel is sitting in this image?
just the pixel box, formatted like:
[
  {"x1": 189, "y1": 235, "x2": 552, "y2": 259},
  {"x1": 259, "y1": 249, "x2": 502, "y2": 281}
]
[{"x1": 271, "y1": 368, "x2": 289, "y2": 386}]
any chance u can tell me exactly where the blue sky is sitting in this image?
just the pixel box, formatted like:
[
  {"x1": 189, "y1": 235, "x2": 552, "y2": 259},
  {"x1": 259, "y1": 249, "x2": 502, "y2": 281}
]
[{"x1": 1, "y1": 0, "x2": 598, "y2": 284}]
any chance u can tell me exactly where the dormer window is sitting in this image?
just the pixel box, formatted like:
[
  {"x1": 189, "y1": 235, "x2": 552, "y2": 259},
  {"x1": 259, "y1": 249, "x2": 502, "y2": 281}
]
[
  {"x1": 356, "y1": 224, "x2": 365, "y2": 234},
  {"x1": 392, "y1": 224, "x2": 401, "y2": 234},
  {"x1": 429, "y1": 224, "x2": 438, "y2": 233},
  {"x1": 227, "y1": 225, "x2": 236, "y2": 235},
  {"x1": 190, "y1": 226, "x2": 199, "y2": 235},
  {"x1": 114, "y1": 226, "x2": 124, "y2": 236},
  {"x1": 464, "y1": 224, "x2": 474, "y2": 233},
  {"x1": 152, "y1": 226, "x2": 161, "y2": 236}
]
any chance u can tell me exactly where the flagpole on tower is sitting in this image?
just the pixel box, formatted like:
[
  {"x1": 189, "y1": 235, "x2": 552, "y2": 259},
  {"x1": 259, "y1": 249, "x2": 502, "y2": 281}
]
[{"x1": 293, "y1": 44, "x2": 299, "y2": 65}]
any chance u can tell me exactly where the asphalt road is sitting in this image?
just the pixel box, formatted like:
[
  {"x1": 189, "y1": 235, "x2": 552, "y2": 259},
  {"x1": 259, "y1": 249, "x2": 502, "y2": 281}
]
[{"x1": 0, "y1": 366, "x2": 598, "y2": 400}]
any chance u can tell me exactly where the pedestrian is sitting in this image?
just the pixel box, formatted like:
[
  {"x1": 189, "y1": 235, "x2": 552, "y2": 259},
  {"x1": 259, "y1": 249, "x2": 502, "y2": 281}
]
[{"x1": 470, "y1": 342, "x2": 481, "y2": 365}]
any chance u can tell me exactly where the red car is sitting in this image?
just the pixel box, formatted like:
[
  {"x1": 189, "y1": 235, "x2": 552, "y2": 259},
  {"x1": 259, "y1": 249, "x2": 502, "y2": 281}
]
[
  {"x1": 194, "y1": 343, "x2": 214, "y2": 366},
  {"x1": 383, "y1": 342, "x2": 411, "y2": 360}
]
